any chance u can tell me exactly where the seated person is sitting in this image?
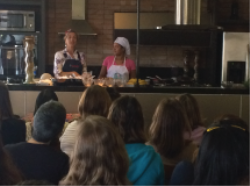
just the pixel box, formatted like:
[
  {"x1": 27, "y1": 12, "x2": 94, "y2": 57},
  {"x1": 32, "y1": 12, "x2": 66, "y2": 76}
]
[
  {"x1": 61, "y1": 115, "x2": 130, "y2": 185},
  {"x1": 0, "y1": 81, "x2": 26, "y2": 145},
  {"x1": 108, "y1": 96, "x2": 165, "y2": 185},
  {"x1": 148, "y1": 98, "x2": 197, "y2": 166},
  {"x1": 25, "y1": 89, "x2": 69, "y2": 151},
  {"x1": 60, "y1": 85, "x2": 111, "y2": 157},
  {"x1": 170, "y1": 114, "x2": 249, "y2": 185},
  {"x1": 5, "y1": 101, "x2": 69, "y2": 185},
  {"x1": 177, "y1": 93, "x2": 206, "y2": 146},
  {"x1": 98, "y1": 37, "x2": 136, "y2": 81}
]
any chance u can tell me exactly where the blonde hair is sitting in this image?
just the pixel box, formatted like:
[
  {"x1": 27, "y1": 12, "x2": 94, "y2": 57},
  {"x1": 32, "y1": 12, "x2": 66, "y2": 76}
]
[
  {"x1": 78, "y1": 85, "x2": 112, "y2": 120},
  {"x1": 61, "y1": 115, "x2": 130, "y2": 185},
  {"x1": 149, "y1": 98, "x2": 191, "y2": 159}
]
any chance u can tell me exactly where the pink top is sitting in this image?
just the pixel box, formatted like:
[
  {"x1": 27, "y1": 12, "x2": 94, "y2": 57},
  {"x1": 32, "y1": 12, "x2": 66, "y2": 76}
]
[
  {"x1": 102, "y1": 56, "x2": 136, "y2": 72},
  {"x1": 183, "y1": 126, "x2": 206, "y2": 146}
]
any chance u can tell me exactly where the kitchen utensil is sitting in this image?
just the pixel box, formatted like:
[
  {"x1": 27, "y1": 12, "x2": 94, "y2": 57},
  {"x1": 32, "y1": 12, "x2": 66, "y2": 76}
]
[
  {"x1": 82, "y1": 78, "x2": 93, "y2": 87},
  {"x1": 105, "y1": 78, "x2": 115, "y2": 87},
  {"x1": 94, "y1": 79, "x2": 105, "y2": 86}
]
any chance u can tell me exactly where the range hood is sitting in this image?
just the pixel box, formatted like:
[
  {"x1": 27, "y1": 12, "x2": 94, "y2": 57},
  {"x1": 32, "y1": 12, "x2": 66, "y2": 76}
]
[{"x1": 58, "y1": 0, "x2": 97, "y2": 36}]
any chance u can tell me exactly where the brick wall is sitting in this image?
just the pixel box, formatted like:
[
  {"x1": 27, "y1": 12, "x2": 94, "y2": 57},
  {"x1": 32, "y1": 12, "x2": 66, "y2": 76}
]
[{"x1": 45, "y1": 0, "x2": 249, "y2": 69}]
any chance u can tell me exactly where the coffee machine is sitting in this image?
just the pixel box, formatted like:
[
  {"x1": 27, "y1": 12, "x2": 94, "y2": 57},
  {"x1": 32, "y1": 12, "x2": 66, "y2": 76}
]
[
  {"x1": 221, "y1": 32, "x2": 249, "y2": 85},
  {"x1": 0, "y1": 34, "x2": 37, "y2": 83}
]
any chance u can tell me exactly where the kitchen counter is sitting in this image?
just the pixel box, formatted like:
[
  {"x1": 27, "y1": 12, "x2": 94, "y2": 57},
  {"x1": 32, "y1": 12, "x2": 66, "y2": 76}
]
[
  {"x1": 7, "y1": 84, "x2": 249, "y2": 95},
  {"x1": 7, "y1": 84, "x2": 249, "y2": 127}
]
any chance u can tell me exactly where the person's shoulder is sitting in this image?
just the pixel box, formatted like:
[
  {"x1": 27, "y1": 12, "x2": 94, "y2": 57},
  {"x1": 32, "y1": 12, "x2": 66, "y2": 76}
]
[
  {"x1": 126, "y1": 57, "x2": 135, "y2": 63},
  {"x1": 104, "y1": 56, "x2": 115, "y2": 61},
  {"x1": 5, "y1": 142, "x2": 27, "y2": 151},
  {"x1": 2, "y1": 118, "x2": 25, "y2": 127},
  {"x1": 55, "y1": 50, "x2": 65, "y2": 58}
]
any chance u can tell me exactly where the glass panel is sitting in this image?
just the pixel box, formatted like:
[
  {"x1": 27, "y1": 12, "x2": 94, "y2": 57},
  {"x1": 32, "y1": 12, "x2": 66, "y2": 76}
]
[{"x1": 7, "y1": 14, "x2": 24, "y2": 28}]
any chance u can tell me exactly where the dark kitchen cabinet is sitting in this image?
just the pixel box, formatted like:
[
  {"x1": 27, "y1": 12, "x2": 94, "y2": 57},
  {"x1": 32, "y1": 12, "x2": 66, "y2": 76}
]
[{"x1": 113, "y1": 0, "x2": 223, "y2": 86}]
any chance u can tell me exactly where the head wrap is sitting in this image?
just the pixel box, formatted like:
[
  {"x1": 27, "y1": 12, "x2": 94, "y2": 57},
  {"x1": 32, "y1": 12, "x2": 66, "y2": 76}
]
[{"x1": 114, "y1": 37, "x2": 131, "y2": 56}]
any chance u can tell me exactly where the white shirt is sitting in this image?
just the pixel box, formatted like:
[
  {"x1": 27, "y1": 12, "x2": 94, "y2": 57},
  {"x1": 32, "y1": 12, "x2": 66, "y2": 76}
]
[
  {"x1": 59, "y1": 120, "x2": 79, "y2": 157},
  {"x1": 53, "y1": 49, "x2": 87, "y2": 78}
]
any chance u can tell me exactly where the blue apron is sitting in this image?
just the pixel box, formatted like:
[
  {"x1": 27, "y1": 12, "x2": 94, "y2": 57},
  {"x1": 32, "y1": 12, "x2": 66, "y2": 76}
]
[{"x1": 62, "y1": 51, "x2": 83, "y2": 75}]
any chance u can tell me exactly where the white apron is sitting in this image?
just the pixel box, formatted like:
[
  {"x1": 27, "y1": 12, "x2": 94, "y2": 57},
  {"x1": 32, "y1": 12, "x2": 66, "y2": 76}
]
[{"x1": 107, "y1": 57, "x2": 129, "y2": 82}]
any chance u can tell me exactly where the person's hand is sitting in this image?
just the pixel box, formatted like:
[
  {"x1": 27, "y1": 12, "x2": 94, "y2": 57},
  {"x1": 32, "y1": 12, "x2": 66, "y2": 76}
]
[{"x1": 71, "y1": 71, "x2": 81, "y2": 78}]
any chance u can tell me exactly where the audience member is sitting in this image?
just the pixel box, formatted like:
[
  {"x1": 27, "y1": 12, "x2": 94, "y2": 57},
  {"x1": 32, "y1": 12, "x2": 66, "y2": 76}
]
[
  {"x1": 25, "y1": 89, "x2": 67, "y2": 150},
  {"x1": 5, "y1": 101, "x2": 69, "y2": 185},
  {"x1": 149, "y1": 98, "x2": 197, "y2": 166},
  {"x1": 170, "y1": 114, "x2": 249, "y2": 185},
  {"x1": 26, "y1": 89, "x2": 58, "y2": 139},
  {"x1": 0, "y1": 81, "x2": 26, "y2": 145},
  {"x1": 108, "y1": 95, "x2": 165, "y2": 185},
  {"x1": 60, "y1": 85, "x2": 112, "y2": 156},
  {"x1": 177, "y1": 93, "x2": 206, "y2": 145},
  {"x1": 0, "y1": 133, "x2": 22, "y2": 185},
  {"x1": 16, "y1": 179, "x2": 54, "y2": 185},
  {"x1": 61, "y1": 115, "x2": 130, "y2": 185}
]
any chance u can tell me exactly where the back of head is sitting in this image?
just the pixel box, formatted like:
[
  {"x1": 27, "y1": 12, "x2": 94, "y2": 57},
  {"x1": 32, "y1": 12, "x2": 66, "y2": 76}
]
[
  {"x1": 214, "y1": 113, "x2": 248, "y2": 131},
  {"x1": 194, "y1": 118, "x2": 249, "y2": 185},
  {"x1": 149, "y1": 98, "x2": 190, "y2": 159},
  {"x1": 0, "y1": 81, "x2": 13, "y2": 119},
  {"x1": 178, "y1": 93, "x2": 203, "y2": 130},
  {"x1": 16, "y1": 180, "x2": 54, "y2": 186},
  {"x1": 78, "y1": 85, "x2": 111, "y2": 119},
  {"x1": 34, "y1": 89, "x2": 58, "y2": 115},
  {"x1": 62, "y1": 115, "x2": 130, "y2": 185},
  {"x1": 32, "y1": 101, "x2": 66, "y2": 143},
  {"x1": 108, "y1": 95, "x2": 146, "y2": 144}
]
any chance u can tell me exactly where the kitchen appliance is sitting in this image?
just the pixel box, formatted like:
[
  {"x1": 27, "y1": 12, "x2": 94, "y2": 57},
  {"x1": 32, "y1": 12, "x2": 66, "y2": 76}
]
[
  {"x1": 0, "y1": 45, "x2": 24, "y2": 77},
  {"x1": 221, "y1": 32, "x2": 249, "y2": 84},
  {"x1": 0, "y1": 10, "x2": 35, "y2": 31},
  {"x1": 0, "y1": 34, "x2": 38, "y2": 82},
  {"x1": 175, "y1": 0, "x2": 201, "y2": 25}
]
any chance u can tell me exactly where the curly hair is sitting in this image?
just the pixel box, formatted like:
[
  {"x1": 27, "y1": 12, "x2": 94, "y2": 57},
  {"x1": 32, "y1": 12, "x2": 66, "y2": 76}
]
[{"x1": 61, "y1": 115, "x2": 130, "y2": 185}]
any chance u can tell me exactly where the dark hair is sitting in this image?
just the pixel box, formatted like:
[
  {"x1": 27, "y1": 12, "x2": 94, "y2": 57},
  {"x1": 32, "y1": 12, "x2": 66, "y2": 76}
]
[
  {"x1": 0, "y1": 132, "x2": 22, "y2": 184},
  {"x1": 194, "y1": 118, "x2": 249, "y2": 185},
  {"x1": 32, "y1": 101, "x2": 66, "y2": 143},
  {"x1": 16, "y1": 180, "x2": 54, "y2": 185},
  {"x1": 78, "y1": 85, "x2": 111, "y2": 120},
  {"x1": 61, "y1": 115, "x2": 130, "y2": 185},
  {"x1": 149, "y1": 98, "x2": 190, "y2": 159},
  {"x1": 177, "y1": 93, "x2": 203, "y2": 130},
  {"x1": 106, "y1": 87, "x2": 121, "y2": 101},
  {"x1": 214, "y1": 114, "x2": 248, "y2": 131},
  {"x1": 0, "y1": 81, "x2": 13, "y2": 120},
  {"x1": 108, "y1": 95, "x2": 146, "y2": 144},
  {"x1": 34, "y1": 89, "x2": 58, "y2": 115}
]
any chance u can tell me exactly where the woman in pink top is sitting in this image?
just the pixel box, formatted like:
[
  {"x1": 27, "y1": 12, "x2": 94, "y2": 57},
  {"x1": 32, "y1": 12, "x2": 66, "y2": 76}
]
[{"x1": 99, "y1": 37, "x2": 136, "y2": 81}]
